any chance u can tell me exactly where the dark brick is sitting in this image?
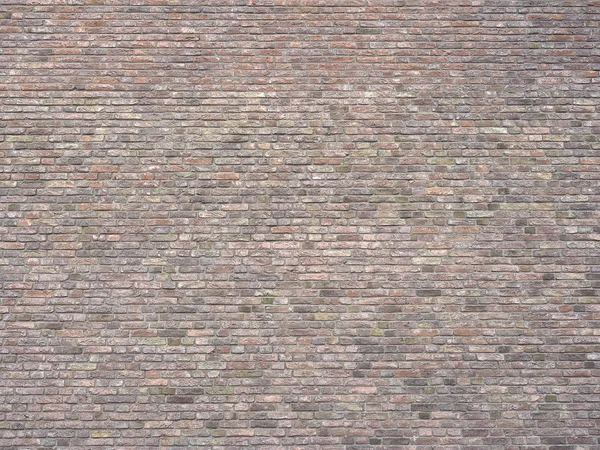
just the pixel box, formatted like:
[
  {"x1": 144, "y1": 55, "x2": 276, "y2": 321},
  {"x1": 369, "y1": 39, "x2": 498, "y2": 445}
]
[
  {"x1": 166, "y1": 396, "x2": 195, "y2": 404},
  {"x1": 416, "y1": 290, "x2": 442, "y2": 297}
]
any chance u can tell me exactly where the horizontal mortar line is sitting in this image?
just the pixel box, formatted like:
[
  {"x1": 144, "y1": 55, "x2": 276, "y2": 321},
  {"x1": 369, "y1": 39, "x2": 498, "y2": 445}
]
[
  {"x1": 5, "y1": 29, "x2": 598, "y2": 34},
  {"x1": 2, "y1": 5, "x2": 594, "y2": 10},
  {"x1": 5, "y1": 63, "x2": 599, "y2": 68}
]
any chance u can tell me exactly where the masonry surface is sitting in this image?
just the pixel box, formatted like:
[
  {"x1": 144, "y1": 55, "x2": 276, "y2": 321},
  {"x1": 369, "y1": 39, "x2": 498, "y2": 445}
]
[{"x1": 1, "y1": 1, "x2": 600, "y2": 449}]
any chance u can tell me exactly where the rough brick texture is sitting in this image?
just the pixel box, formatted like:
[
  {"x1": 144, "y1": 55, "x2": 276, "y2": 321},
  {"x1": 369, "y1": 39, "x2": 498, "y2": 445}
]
[{"x1": 1, "y1": 1, "x2": 600, "y2": 449}]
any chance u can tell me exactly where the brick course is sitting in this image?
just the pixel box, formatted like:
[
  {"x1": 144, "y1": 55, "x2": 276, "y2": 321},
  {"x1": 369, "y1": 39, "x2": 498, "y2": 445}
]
[{"x1": 1, "y1": 1, "x2": 599, "y2": 448}]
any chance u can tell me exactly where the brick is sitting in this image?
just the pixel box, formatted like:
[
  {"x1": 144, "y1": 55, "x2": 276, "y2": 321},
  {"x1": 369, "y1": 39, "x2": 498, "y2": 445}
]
[{"x1": 1, "y1": 2, "x2": 598, "y2": 449}]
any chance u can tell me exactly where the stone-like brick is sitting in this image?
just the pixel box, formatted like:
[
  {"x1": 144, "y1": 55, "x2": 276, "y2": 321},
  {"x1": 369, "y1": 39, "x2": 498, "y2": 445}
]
[{"x1": 1, "y1": 1, "x2": 599, "y2": 449}]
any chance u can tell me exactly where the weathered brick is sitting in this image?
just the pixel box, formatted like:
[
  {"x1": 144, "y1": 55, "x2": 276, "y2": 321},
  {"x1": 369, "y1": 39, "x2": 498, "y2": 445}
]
[{"x1": 1, "y1": 1, "x2": 599, "y2": 448}]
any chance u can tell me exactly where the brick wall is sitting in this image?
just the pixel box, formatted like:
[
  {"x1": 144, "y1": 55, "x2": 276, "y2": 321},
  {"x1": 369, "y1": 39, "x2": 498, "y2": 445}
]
[{"x1": 1, "y1": 1, "x2": 599, "y2": 448}]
